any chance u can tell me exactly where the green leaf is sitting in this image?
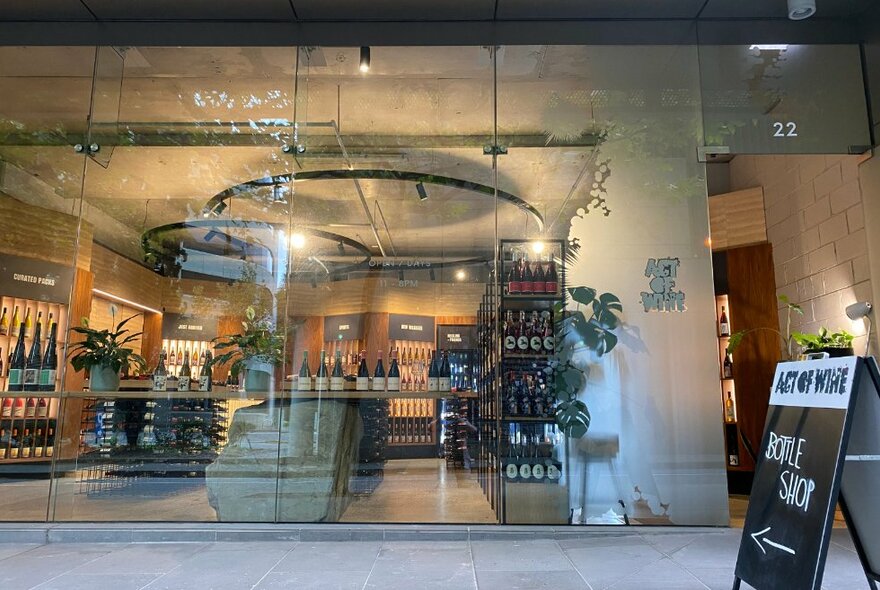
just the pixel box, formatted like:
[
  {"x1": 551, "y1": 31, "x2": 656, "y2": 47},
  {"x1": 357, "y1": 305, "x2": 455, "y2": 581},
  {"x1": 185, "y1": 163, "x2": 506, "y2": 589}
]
[
  {"x1": 568, "y1": 286, "x2": 597, "y2": 306},
  {"x1": 555, "y1": 399, "x2": 591, "y2": 439}
]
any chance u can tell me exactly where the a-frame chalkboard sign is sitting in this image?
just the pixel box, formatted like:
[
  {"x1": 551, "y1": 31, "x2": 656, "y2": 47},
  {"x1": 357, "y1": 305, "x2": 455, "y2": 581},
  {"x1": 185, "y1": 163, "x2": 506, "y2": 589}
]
[{"x1": 732, "y1": 355, "x2": 880, "y2": 590}]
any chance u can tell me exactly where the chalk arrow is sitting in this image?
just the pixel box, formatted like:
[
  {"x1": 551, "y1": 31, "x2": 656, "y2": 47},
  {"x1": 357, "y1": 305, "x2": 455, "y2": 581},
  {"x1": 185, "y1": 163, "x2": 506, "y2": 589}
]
[{"x1": 751, "y1": 527, "x2": 796, "y2": 556}]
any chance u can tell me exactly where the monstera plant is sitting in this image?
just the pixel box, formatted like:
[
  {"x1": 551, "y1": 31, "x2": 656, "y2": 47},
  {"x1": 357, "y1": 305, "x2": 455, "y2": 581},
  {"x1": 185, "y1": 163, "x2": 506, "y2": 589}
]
[{"x1": 548, "y1": 277, "x2": 623, "y2": 439}]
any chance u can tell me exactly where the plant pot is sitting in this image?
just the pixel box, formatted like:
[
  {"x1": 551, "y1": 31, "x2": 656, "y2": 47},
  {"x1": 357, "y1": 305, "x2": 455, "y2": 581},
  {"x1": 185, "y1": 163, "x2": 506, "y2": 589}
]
[
  {"x1": 89, "y1": 365, "x2": 120, "y2": 392},
  {"x1": 244, "y1": 358, "x2": 274, "y2": 392},
  {"x1": 819, "y1": 346, "x2": 855, "y2": 358}
]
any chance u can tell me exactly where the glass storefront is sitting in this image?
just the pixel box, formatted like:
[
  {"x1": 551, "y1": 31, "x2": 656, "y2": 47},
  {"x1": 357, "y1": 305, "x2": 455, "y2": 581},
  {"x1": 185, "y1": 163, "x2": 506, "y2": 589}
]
[{"x1": 0, "y1": 44, "x2": 870, "y2": 524}]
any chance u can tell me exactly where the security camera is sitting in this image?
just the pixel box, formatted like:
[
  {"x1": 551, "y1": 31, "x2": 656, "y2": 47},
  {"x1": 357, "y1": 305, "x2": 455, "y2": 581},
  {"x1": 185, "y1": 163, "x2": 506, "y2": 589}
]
[{"x1": 788, "y1": 0, "x2": 816, "y2": 20}]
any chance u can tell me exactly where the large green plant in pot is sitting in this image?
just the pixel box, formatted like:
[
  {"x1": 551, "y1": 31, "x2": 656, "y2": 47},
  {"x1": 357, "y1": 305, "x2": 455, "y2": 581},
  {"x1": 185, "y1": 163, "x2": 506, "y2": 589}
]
[
  {"x1": 547, "y1": 239, "x2": 624, "y2": 439},
  {"x1": 213, "y1": 306, "x2": 284, "y2": 392},
  {"x1": 69, "y1": 311, "x2": 147, "y2": 392}
]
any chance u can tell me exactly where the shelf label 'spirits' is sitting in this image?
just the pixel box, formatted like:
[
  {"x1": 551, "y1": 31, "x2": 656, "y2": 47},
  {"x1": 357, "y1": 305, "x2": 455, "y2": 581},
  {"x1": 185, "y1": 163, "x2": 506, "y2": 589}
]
[{"x1": 640, "y1": 257, "x2": 686, "y2": 312}]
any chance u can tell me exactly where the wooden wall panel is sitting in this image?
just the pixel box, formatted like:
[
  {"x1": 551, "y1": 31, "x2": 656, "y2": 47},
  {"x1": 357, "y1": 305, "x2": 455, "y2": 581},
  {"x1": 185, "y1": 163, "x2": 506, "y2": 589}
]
[
  {"x1": 58, "y1": 267, "x2": 93, "y2": 460},
  {"x1": 290, "y1": 316, "x2": 325, "y2": 378},
  {"x1": 139, "y1": 311, "x2": 163, "y2": 372},
  {"x1": 363, "y1": 312, "x2": 390, "y2": 370},
  {"x1": 436, "y1": 315, "x2": 477, "y2": 326},
  {"x1": 0, "y1": 191, "x2": 93, "y2": 270},
  {"x1": 90, "y1": 245, "x2": 163, "y2": 311},
  {"x1": 727, "y1": 243, "x2": 780, "y2": 470},
  {"x1": 709, "y1": 187, "x2": 767, "y2": 251}
]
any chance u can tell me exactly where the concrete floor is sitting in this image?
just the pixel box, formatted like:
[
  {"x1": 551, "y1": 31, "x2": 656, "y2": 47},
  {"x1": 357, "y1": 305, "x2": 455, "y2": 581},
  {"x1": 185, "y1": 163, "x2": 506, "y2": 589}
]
[{"x1": 0, "y1": 527, "x2": 870, "y2": 590}]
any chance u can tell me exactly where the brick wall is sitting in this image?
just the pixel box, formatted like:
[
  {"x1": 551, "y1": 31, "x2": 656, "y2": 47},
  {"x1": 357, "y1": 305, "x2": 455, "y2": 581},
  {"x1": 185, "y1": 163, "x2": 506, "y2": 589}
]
[{"x1": 729, "y1": 154, "x2": 873, "y2": 354}]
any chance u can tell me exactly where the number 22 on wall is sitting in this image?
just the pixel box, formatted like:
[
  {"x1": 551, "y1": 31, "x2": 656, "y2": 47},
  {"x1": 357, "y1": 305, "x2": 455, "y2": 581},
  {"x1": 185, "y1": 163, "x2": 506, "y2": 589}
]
[{"x1": 772, "y1": 121, "x2": 798, "y2": 138}]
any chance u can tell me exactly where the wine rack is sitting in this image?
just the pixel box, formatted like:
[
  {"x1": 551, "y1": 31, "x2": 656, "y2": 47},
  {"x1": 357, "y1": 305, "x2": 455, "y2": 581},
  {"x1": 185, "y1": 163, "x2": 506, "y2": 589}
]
[
  {"x1": 477, "y1": 239, "x2": 567, "y2": 523},
  {"x1": 0, "y1": 393, "x2": 58, "y2": 462},
  {"x1": 76, "y1": 389, "x2": 229, "y2": 496},
  {"x1": 716, "y1": 294, "x2": 742, "y2": 469},
  {"x1": 161, "y1": 339, "x2": 214, "y2": 378},
  {"x1": 0, "y1": 296, "x2": 67, "y2": 392},
  {"x1": 387, "y1": 339, "x2": 435, "y2": 448},
  {"x1": 441, "y1": 396, "x2": 476, "y2": 468}
]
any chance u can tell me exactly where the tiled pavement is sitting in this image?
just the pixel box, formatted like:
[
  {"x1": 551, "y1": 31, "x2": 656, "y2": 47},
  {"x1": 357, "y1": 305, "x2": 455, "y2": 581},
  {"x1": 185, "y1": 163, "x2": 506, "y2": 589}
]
[{"x1": 0, "y1": 527, "x2": 869, "y2": 590}]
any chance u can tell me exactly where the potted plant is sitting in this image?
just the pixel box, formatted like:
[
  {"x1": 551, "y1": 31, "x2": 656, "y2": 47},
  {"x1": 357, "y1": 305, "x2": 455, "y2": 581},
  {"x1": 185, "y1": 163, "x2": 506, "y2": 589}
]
[
  {"x1": 792, "y1": 327, "x2": 855, "y2": 358},
  {"x1": 213, "y1": 306, "x2": 284, "y2": 392},
  {"x1": 69, "y1": 308, "x2": 147, "y2": 392}
]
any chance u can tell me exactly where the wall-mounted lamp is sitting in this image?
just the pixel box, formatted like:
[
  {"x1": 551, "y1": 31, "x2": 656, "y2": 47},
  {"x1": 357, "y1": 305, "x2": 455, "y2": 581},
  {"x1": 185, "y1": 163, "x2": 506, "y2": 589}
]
[
  {"x1": 416, "y1": 182, "x2": 429, "y2": 201},
  {"x1": 846, "y1": 301, "x2": 873, "y2": 356},
  {"x1": 360, "y1": 46, "x2": 371, "y2": 73}
]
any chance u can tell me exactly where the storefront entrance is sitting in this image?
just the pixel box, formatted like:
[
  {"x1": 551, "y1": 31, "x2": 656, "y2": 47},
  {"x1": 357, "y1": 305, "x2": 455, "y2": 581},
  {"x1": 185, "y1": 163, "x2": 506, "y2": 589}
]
[{"x1": 0, "y1": 43, "x2": 871, "y2": 525}]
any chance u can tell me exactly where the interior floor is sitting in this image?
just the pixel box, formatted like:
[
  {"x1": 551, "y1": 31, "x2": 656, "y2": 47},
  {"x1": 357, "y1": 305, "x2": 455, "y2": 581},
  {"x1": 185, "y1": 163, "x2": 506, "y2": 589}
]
[{"x1": 342, "y1": 458, "x2": 497, "y2": 524}]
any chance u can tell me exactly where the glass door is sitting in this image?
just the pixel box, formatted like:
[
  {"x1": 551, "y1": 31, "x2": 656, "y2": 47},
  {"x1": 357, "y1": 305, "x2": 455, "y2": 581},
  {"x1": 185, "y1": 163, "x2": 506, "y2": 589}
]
[{"x1": 280, "y1": 45, "x2": 499, "y2": 523}]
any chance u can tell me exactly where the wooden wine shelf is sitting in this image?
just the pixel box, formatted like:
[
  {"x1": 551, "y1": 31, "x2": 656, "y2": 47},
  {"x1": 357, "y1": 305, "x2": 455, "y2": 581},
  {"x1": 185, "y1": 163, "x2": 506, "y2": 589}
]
[
  {"x1": 0, "y1": 457, "x2": 52, "y2": 464},
  {"x1": 9, "y1": 389, "x2": 478, "y2": 400}
]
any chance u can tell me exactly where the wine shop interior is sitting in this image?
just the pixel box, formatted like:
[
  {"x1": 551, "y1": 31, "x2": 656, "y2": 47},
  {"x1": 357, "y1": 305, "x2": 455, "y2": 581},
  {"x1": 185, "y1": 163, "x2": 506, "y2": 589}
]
[{"x1": 0, "y1": 43, "x2": 874, "y2": 526}]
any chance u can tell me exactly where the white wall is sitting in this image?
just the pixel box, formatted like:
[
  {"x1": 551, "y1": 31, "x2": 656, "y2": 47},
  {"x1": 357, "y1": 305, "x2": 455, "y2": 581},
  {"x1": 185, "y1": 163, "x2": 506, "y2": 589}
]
[{"x1": 729, "y1": 154, "x2": 874, "y2": 354}]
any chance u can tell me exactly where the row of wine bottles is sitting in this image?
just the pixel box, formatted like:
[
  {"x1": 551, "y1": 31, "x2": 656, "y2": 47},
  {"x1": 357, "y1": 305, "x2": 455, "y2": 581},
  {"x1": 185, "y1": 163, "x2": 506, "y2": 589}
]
[
  {"x1": 0, "y1": 305, "x2": 55, "y2": 339},
  {"x1": 6, "y1": 313, "x2": 59, "y2": 392},
  {"x1": 150, "y1": 349, "x2": 213, "y2": 392},
  {"x1": 294, "y1": 349, "x2": 454, "y2": 392},
  {"x1": 158, "y1": 342, "x2": 213, "y2": 378},
  {"x1": 1, "y1": 396, "x2": 51, "y2": 419},
  {"x1": 505, "y1": 254, "x2": 559, "y2": 296},
  {"x1": 503, "y1": 310, "x2": 554, "y2": 353},
  {"x1": 389, "y1": 416, "x2": 432, "y2": 445},
  {"x1": 0, "y1": 423, "x2": 55, "y2": 460},
  {"x1": 503, "y1": 370, "x2": 555, "y2": 418}
]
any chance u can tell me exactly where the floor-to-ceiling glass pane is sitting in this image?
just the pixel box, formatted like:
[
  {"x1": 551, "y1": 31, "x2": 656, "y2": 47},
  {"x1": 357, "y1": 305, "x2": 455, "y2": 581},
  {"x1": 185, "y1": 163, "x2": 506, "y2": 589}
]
[
  {"x1": 497, "y1": 45, "x2": 730, "y2": 526},
  {"x1": 49, "y1": 46, "x2": 297, "y2": 521},
  {"x1": 0, "y1": 46, "x2": 95, "y2": 521},
  {"x1": 279, "y1": 46, "x2": 499, "y2": 523}
]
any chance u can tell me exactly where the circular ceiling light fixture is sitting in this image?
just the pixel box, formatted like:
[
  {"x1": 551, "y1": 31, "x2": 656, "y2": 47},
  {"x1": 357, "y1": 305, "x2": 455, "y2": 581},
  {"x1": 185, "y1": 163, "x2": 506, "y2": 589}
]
[{"x1": 787, "y1": 0, "x2": 816, "y2": 20}]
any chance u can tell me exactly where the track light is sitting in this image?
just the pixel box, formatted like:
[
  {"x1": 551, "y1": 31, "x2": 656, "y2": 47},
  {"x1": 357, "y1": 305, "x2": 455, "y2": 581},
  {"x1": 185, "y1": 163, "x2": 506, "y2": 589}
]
[
  {"x1": 311, "y1": 275, "x2": 317, "y2": 289},
  {"x1": 416, "y1": 182, "x2": 429, "y2": 201},
  {"x1": 398, "y1": 269, "x2": 404, "y2": 282},
  {"x1": 787, "y1": 0, "x2": 816, "y2": 20},
  {"x1": 429, "y1": 268, "x2": 436, "y2": 281},
  {"x1": 360, "y1": 46, "x2": 371, "y2": 73},
  {"x1": 337, "y1": 241, "x2": 345, "y2": 255}
]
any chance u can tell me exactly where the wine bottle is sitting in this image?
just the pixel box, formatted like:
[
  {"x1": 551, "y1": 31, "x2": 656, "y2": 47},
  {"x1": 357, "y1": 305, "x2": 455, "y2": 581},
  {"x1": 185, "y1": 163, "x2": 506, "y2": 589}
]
[
  {"x1": 427, "y1": 352, "x2": 439, "y2": 392},
  {"x1": 439, "y1": 350, "x2": 451, "y2": 391},
  {"x1": 529, "y1": 311, "x2": 543, "y2": 352},
  {"x1": 725, "y1": 391, "x2": 736, "y2": 423},
  {"x1": 542, "y1": 316, "x2": 555, "y2": 352},
  {"x1": 516, "y1": 312, "x2": 529, "y2": 352},
  {"x1": 45, "y1": 312, "x2": 53, "y2": 332},
  {"x1": 152, "y1": 350, "x2": 168, "y2": 392},
  {"x1": 297, "y1": 351, "x2": 311, "y2": 391},
  {"x1": 0, "y1": 307, "x2": 7, "y2": 336},
  {"x1": 504, "y1": 311, "x2": 517, "y2": 351},
  {"x1": 23, "y1": 308, "x2": 32, "y2": 337},
  {"x1": 719, "y1": 306, "x2": 730, "y2": 336},
  {"x1": 25, "y1": 397, "x2": 36, "y2": 418},
  {"x1": 533, "y1": 257, "x2": 546, "y2": 294},
  {"x1": 387, "y1": 350, "x2": 400, "y2": 391},
  {"x1": 169, "y1": 347, "x2": 177, "y2": 369},
  {"x1": 723, "y1": 351, "x2": 733, "y2": 379},
  {"x1": 178, "y1": 350, "x2": 191, "y2": 392},
  {"x1": 315, "y1": 350, "x2": 329, "y2": 391},
  {"x1": 356, "y1": 350, "x2": 369, "y2": 391},
  {"x1": 507, "y1": 252, "x2": 521, "y2": 295},
  {"x1": 8, "y1": 322, "x2": 27, "y2": 392},
  {"x1": 0, "y1": 429, "x2": 5, "y2": 459},
  {"x1": 45, "y1": 427, "x2": 55, "y2": 457},
  {"x1": 199, "y1": 350, "x2": 213, "y2": 392},
  {"x1": 23, "y1": 319, "x2": 42, "y2": 391},
  {"x1": 545, "y1": 259, "x2": 558, "y2": 295},
  {"x1": 33, "y1": 428, "x2": 44, "y2": 457},
  {"x1": 9, "y1": 428, "x2": 19, "y2": 459},
  {"x1": 20, "y1": 428, "x2": 31, "y2": 458},
  {"x1": 0, "y1": 348, "x2": 3, "y2": 377},
  {"x1": 36, "y1": 397, "x2": 48, "y2": 418},
  {"x1": 12, "y1": 397, "x2": 24, "y2": 418},
  {"x1": 521, "y1": 254, "x2": 533, "y2": 294},
  {"x1": 331, "y1": 350, "x2": 345, "y2": 391},
  {"x1": 10, "y1": 306, "x2": 19, "y2": 338},
  {"x1": 1, "y1": 397, "x2": 11, "y2": 418},
  {"x1": 39, "y1": 321, "x2": 58, "y2": 392},
  {"x1": 372, "y1": 350, "x2": 386, "y2": 391}
]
